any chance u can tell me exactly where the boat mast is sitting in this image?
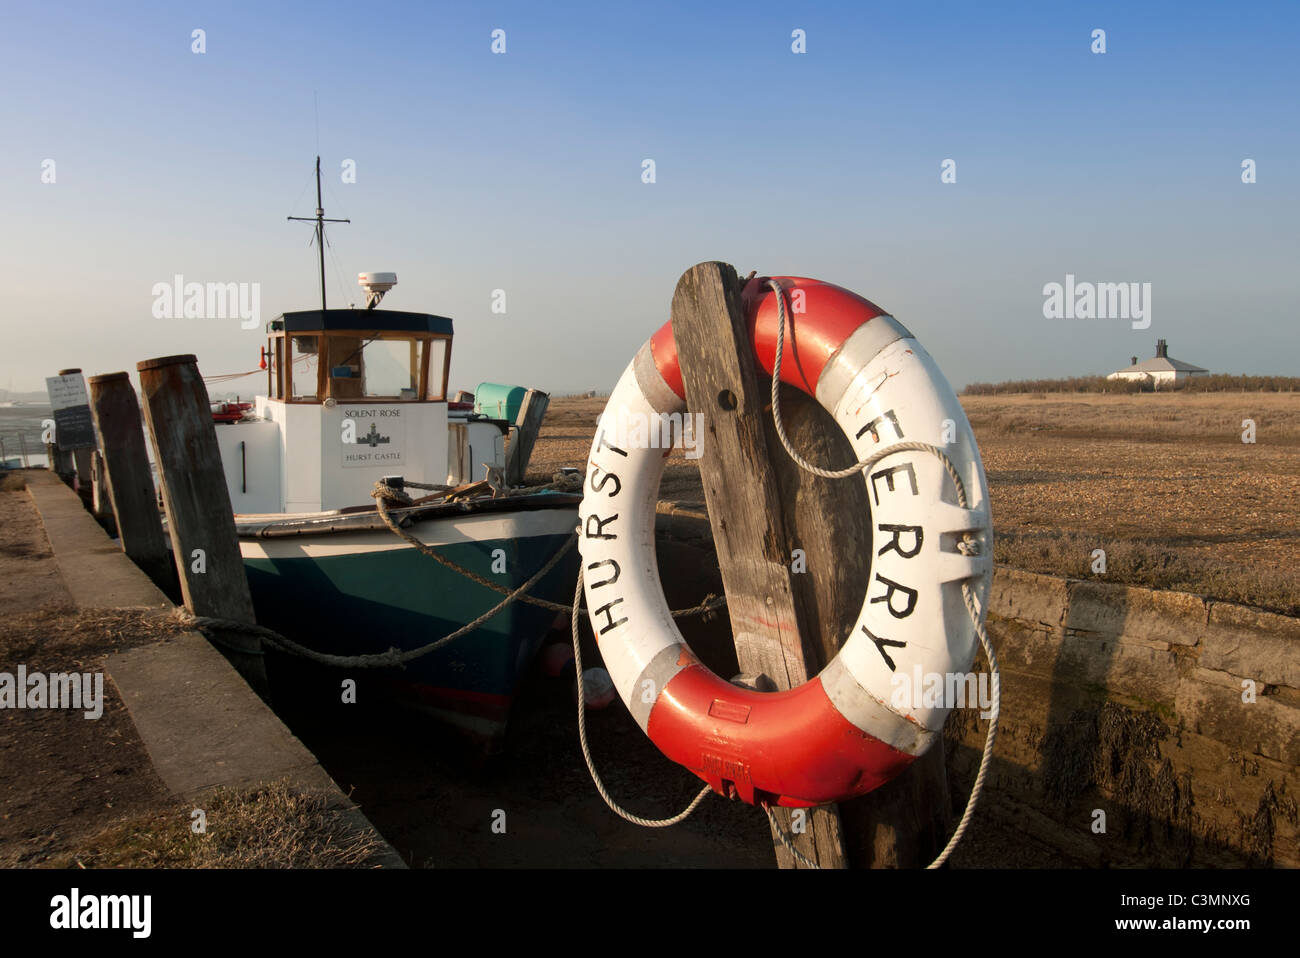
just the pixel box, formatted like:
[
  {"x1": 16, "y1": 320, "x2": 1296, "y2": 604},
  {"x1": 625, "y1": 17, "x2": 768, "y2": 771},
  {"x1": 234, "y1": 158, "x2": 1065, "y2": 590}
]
[{"x1": 287, "y1": 156, "x2": 350, "y2": 312}]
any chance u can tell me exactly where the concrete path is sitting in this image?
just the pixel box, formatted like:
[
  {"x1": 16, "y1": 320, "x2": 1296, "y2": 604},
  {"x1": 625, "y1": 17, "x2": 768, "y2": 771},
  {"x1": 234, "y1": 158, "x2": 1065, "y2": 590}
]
[{"x1": 24, "y1": 470, "x2": 406, "y2": 868}]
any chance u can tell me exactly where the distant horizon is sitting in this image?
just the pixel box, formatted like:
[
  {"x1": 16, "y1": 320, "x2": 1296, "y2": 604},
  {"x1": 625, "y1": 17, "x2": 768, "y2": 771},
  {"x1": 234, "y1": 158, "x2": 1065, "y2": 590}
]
[{"x1": 5, "y1": 361, "x2": 1299, "y2": 408}]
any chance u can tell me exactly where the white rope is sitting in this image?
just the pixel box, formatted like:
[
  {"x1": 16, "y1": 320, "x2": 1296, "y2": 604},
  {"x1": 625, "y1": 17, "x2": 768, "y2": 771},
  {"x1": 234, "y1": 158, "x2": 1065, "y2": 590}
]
[
  {"x1": 764, "y1": 277, "x2": 1000, "y2": 869},
  {"x1": 762, "y1": 804, "x2": 822, "y2": 868},
  {"x1": 181, "y1": 534, "x2": 578, "y2": 669},
  {"x1": 371, "y1": 480, "x2": 726, "y2": 619},
  {"x1": 570, "y1": 569, "x2": 713, "y2": 827}
]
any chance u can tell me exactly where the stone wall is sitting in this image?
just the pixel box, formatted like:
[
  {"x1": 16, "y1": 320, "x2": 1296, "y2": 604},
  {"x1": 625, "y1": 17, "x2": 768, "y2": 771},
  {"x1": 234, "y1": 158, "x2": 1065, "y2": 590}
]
[
  {"x1": 946, "y1": 569, "x2": 1299, "y2": 867},
  {"x1": 655, "y1": 507, "x2": 1299, "y2": 867}
]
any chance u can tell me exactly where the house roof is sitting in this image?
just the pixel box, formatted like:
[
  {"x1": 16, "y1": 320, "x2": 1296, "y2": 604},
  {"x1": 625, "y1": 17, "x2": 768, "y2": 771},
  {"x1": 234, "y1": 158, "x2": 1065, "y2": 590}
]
[{"x1": 1113, "y1": 356, "x2": 1209, "y2": 375}]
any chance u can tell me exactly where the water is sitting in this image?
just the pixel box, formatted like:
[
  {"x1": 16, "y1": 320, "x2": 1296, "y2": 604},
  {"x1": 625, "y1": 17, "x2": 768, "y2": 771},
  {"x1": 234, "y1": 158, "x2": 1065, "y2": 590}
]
[{"x1": 0, "y1": 403, "x2": 52, "y2": 468}]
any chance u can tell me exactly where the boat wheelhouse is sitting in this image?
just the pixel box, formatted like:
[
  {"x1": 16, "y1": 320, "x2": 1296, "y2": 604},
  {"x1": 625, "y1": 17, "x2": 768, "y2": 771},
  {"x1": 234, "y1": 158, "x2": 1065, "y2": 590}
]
[{"x1": 218, "y1": 307, "x2": 511, "y2": 516}]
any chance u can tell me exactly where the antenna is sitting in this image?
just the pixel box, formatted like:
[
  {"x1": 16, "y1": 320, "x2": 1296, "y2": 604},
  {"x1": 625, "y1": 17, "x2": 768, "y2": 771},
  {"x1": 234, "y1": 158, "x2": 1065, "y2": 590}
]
[{"x1": 287, "y1": 156, "x2": 350, "y2": 312}]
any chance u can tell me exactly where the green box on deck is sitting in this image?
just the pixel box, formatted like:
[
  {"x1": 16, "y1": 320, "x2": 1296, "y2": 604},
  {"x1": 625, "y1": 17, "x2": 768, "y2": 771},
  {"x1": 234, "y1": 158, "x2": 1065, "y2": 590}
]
[{"x1": 474, "y1": 383, "x2": 527, "y2": 422}]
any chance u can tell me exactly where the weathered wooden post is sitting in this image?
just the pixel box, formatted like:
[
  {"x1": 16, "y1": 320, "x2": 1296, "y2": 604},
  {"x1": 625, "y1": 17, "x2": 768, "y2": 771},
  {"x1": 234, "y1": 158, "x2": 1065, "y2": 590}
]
[
  {"x1": 504, "y1": 388, "x2": 550, "y2": 486},
  {"x1": 46, "y1": 441, "x2": 72, "y2": 475},
  {"x1": 89, "y1": 451, "x2": 114, "y2": 525},
  {"x1": 88, "y1": 371, "x2": 175, "y2": 594},
  {"x1": 672, "y1": 262, "x2": 847, "y2": 869},
  {"x1": 136, "y1": 355, "x2": 268, "y2": 696},
  {"x1": 671, "y1": 262, "x2": 950, "y2": 869}
]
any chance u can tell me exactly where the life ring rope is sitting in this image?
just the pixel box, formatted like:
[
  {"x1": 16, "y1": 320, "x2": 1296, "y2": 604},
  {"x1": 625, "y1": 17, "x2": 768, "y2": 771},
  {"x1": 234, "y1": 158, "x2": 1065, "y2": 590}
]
[{"x1": 570, "y1": 569, "x2": 714, "y2": 827}]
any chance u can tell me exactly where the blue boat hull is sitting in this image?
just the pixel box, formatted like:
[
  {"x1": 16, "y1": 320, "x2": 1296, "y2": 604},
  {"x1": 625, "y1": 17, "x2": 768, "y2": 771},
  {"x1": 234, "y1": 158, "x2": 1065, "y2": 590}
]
[{"x1": 238, "y1": 501, "x2": 579, "y2": 749}]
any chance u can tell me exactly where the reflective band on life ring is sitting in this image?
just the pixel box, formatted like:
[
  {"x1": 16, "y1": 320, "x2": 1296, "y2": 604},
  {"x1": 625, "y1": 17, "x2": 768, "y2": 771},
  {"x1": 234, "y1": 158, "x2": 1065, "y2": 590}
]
[{"x1": 579, "y1": 276, "x2": 992, "y2": 808}]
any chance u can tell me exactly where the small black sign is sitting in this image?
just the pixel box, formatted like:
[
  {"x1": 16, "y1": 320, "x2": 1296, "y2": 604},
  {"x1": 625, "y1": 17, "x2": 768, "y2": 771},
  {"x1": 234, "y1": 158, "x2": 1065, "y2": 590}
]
[{"x1": 53, "y1": 404, "x2": 96, "y2": 450}]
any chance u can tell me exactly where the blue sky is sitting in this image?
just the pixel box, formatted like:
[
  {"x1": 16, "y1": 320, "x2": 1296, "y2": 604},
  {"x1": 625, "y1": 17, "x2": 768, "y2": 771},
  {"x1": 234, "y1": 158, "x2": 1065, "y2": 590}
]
[{"x1": 1, "y1": 0, "x2": 1296, "y2": 395}]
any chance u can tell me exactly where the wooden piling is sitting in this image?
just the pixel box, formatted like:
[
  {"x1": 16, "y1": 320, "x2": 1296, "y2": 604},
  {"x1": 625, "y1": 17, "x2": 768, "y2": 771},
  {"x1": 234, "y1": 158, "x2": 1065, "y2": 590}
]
[
  {"x1": 671, "y1": 262, "x2": 848, "y2": 869},
  {"x1": 671, "y1": 262, "x2": 950, "y2": 869},
  {"x1": 72, "y1": 448, "x2": 94, "y2": 497},
  {"x1": 135, "y1": 355, "x2": 268, "y2": 696},
  {"x1": 504, "y1": 388, "x2": 550, "y2": 486},
  {"x1": 87, "y1": 372, "x2": 175, "y2": 594},
  {"x1": 46, "y1": 442, "x2": 73, "y2": 476},
  {"x1": 89, "y1": 450, "x2": 115, "y2": 527}
]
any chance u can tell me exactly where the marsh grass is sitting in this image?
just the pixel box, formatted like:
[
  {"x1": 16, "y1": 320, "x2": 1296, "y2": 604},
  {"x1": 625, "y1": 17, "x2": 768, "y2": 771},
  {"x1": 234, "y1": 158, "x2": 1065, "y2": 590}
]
[
  {"x1": 42, "y1": 779, "x2": 386, "y2": 869},
  {"x1": 994, "y1": 530, "x2": 1299, "y2": 616}
]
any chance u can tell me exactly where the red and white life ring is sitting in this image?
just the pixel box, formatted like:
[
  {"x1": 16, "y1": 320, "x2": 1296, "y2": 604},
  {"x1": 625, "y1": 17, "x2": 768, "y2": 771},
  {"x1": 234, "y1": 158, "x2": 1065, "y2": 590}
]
[{"x1": 579, "y1": 275, "x2": 991, "y2": 808}]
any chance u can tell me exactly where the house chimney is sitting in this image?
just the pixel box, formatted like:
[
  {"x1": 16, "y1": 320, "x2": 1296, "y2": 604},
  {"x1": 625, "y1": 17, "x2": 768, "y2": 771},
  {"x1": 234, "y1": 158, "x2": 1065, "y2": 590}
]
[{"x1": 1156, "y1": 339, "x2": 1168, "y2": 358}]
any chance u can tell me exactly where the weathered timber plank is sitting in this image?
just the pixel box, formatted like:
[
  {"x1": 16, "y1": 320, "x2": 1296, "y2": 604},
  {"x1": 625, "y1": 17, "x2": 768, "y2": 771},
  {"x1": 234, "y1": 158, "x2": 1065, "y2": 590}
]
[{"x1": 671, "y1": 261, "x2": 847, "y2": 869}]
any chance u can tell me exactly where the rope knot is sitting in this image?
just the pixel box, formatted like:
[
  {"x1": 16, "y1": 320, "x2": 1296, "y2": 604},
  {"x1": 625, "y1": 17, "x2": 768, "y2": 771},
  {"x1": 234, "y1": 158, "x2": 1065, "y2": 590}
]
[{"x1": 371, "y1": 479, "x2": 413, "y2": 507}]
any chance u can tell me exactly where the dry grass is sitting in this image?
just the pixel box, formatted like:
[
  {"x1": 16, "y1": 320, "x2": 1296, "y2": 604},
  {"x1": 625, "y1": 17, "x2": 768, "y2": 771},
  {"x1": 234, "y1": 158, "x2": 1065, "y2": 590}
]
[
  {"x1": 962, "y1": 391, "x2": 1300, "y2": 441},
  {"x1": 964, "y1": 393, "x2": 1300, "y2": 614},
  {"x1": 531, "y1": 392, "x2": 1300, "y2": 616},
  {"x1": 0, "y1": 472, "x2": 27, "y2": 492},
  {"x1": 0, "y1": 606, "x2": 191, "y2": 670},
  {"x1": 965, "y1": 375, "x2": 1300, "y2": 395},
  {"x1": 41, "y1": 779, "x2": 386, "y2": 869},
  {"x1": 994, "y1": 531, "x2": 1298, "y2": 616}
]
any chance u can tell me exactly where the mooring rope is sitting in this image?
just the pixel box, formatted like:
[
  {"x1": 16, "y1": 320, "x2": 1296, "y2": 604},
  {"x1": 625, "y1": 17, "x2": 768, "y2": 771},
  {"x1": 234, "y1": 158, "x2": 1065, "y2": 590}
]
[
  {"x1": 570, "y1": 568, "x2": 714, "y2": 827},
  {"x1": 177, "y1": 533, "x2": 578, "y2": 668},
  {"x1": 765, "y1": 277, "x2": 1001, "y2": 870},
  {"x1": 182, "y1": 474, "x2": 723, "y2": 668},
  {"x1": 370, "y1": 479, "x2": 727, "y2": 620}
]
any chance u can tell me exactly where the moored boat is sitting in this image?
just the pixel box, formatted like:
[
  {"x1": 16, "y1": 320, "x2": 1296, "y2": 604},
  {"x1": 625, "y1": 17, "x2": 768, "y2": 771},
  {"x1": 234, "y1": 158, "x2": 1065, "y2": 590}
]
[{"x1": 212, "y1": 159, "x2": 579, "y2": 750}]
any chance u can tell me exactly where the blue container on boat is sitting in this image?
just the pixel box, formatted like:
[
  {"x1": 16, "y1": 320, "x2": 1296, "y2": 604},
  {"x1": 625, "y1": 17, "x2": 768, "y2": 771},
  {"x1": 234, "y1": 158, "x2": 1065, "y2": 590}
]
[{"x1": 474, "y1": 382, "x2": 527, "y2": 422}]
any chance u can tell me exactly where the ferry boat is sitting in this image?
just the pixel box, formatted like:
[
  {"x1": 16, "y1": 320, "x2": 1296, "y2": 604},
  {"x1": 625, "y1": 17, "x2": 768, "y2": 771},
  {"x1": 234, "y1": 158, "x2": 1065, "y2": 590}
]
[{"x1": 211, "y1": 159, "x2": 579, "y2": 750}]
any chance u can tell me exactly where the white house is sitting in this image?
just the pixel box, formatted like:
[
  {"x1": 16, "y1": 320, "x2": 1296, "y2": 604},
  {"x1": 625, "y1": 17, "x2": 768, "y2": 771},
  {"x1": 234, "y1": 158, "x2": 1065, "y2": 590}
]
[{"x1": 1107, "y1": 339, "x2": 1208, "y2": 388}]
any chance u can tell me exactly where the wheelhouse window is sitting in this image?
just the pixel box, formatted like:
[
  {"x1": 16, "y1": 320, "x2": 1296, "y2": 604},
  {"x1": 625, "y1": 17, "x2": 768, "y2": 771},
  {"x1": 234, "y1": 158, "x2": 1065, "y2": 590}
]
[
  {"x1": 328, "y1": 334, "x2": 420, "y2": 399},
  {"x1": 267, "y1": 313, "x2": 452, "y2": 403},
  {"x1": 290, "y1": 335, "x2": 321, "y2": 401},
  {"x1": 425, "y1": 338, "x2": 449, "y2": 401}
]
